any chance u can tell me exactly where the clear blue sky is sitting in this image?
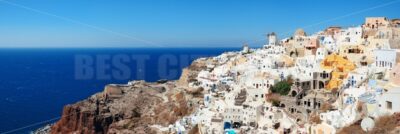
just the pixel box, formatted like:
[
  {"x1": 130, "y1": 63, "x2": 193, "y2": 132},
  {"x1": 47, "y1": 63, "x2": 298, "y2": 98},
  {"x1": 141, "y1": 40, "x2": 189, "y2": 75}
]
[{"x1": 0, "y1": 0, "x2": 399, "y2": 48}]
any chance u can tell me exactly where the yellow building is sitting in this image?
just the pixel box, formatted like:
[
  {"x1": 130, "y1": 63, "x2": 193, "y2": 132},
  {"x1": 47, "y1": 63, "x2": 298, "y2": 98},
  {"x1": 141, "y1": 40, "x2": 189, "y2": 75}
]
[
  {"x1": 320, "y1": 54, "x2": 356, "y2": 90},
  {"x1": 235, "y1": 56, "x2": 248, "y2": 65},
  {"x1": 224, "y1": 56, "x2": 248, "y2": 70}
]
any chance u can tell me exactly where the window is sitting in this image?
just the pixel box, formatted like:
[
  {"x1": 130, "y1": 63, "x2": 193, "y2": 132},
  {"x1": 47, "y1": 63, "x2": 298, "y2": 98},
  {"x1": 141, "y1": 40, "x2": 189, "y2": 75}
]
[{"x1": 387, "y1": 101, "x2": 392, "y2": 110}]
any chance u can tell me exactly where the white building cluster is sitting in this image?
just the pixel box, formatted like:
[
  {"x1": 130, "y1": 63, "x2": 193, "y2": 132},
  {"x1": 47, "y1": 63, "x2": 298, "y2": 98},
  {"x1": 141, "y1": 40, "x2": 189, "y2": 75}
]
[{"x1": 172, "y1": 17, "x2": 400, "y2": 134}]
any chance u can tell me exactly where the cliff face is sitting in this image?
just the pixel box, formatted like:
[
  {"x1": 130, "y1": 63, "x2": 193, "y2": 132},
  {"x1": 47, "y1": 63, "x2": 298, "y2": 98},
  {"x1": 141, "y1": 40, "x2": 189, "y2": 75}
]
[
  {"x1": 51, "y1": 98, "x2": 112, "y2": 134},
  {"x1": 50, "y1": 83, "x2": 197, "y2": 134},
  {"x1": 48, "y1": 58, "x2": 208, "y2": 134}
]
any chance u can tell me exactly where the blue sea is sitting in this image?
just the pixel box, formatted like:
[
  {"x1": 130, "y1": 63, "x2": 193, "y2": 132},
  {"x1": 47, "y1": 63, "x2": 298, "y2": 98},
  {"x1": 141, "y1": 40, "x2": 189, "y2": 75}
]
[{"x1": 0, "y1": 47, "x2": 239, "y2": 134}]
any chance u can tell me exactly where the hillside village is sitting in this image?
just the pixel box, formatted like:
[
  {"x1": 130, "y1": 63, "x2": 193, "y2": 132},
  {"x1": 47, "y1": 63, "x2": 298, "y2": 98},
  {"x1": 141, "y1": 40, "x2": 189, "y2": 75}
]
[
  {"x1": 169, "y1": 17, "x2": 400, "y2": 134},
  {"x1": 35, "y1": 17, "x2": 400, "y2": 134}
]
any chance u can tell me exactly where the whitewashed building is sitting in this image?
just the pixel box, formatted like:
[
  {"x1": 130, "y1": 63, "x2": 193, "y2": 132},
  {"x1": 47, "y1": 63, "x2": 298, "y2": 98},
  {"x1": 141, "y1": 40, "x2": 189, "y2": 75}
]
[
  {"x1": 265, "y1": 32, "x2": 278, "y2": 47},
  {"x1": 373, "y1": 49, "x2": 397, "y2": 69},
  {"x1": 321, "y1": 36, "x2": 338, "y2": 53},
  {"x1": 316, "y1": 48, "x2": 329, "y2": 61},
  {"x1": 337, "y1": 26, "x2": 363, "y2": 45},
  {"x1": 378, "y1": 87, "x2": 400, "y2": 114}
]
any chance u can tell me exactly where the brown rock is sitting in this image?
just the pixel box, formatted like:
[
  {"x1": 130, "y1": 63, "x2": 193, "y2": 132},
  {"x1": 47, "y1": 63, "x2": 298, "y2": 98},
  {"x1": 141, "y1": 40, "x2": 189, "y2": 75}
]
[{"x1": 50, "y1": 82, "x2": 200, "y2": 134}]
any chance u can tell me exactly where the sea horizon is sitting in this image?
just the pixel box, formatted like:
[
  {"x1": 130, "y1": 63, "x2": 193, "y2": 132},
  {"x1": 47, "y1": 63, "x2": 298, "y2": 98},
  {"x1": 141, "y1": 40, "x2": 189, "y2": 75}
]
[{"x1": 0, "y1": 47, "x2": 240, "y2": 133}]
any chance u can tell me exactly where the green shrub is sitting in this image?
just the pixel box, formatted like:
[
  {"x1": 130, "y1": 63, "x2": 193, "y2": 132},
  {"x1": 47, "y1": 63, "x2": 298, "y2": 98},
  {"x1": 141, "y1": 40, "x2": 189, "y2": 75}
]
[{"x1": 270, "y1": 80, "x2": 292, "y2": 95}]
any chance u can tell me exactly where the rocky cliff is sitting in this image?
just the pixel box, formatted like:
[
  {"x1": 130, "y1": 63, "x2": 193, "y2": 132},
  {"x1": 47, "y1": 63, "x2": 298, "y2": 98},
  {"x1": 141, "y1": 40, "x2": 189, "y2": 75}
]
[{"x1": 40, "y1": 58, "x2": 209, "y2": 134}]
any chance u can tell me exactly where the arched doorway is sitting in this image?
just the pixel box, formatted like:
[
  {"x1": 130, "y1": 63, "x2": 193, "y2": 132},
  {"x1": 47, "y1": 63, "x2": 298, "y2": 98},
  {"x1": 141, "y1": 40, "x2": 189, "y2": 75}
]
[
  {"x1": 280, "y1": 104, "x2": 286, "y2": 108},
  {"x1": 319, "y1": 81, "x2": 325, "y2": 89},
  {"x1": 290, "y1": 51, "x2": 295, "y2": 57},
  {"x1": 291, "y1": 91, "x2": 297, "y2": 97}
]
